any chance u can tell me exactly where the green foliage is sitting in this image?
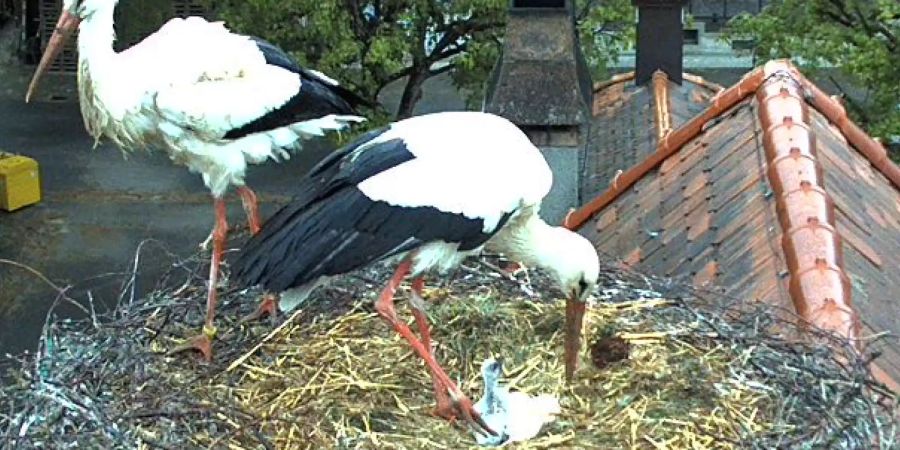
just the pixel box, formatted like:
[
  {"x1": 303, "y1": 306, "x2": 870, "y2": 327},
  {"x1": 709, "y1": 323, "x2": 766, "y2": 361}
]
[
  {"x1": 725, "y1": 0, "x2": 900, "y2": 152},
  {"x1": 206, "y1": 0, "x2": 635, "y2": 119},
  {"x1": 576, "y1": 0, "x2": 635, "y2": 80}
]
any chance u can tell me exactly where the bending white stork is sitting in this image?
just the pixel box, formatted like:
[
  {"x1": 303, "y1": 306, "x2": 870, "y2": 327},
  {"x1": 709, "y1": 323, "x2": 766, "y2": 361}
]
[
  {"x1": 25, "y1": 0, "x2": 368, "y2": 360},
  {"x1": 231, "y1": 111, "x2": 599, "y2": 434}
]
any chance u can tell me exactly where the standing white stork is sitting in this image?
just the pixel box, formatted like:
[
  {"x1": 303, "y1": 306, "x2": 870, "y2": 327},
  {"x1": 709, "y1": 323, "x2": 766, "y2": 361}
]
[
  {"x1": 25, "y1": 0, "x2": 368, "y2": 360},
  {"x1": 231, "y1": 111, "x2": 600, "y2": 434}
]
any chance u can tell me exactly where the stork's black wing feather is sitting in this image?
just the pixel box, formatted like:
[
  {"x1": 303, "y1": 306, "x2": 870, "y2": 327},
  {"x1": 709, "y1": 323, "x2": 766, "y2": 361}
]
[
  {"x1": 223, "y1": 37, "x2": 371, "y2": 140},
  {"x1": 248, "y1": 36, "x2": 300, "y2": 73},
  {"x1": 231, "y1": 129, "x2": 511, "y2": 293}
]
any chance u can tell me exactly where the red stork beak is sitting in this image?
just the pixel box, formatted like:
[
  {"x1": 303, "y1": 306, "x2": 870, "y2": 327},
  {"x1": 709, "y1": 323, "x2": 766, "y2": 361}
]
[
  {"x1": 25, "y1": 11, "x2": 81, "y2": 103},
  {"x1": 564, "y1": 296, "x2": 586, "y2": 382}
]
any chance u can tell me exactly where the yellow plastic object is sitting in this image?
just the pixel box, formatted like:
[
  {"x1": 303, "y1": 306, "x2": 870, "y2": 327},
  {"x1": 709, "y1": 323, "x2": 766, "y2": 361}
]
[{"x1": 0, "y1": 152, "x2": 41, "y2": 211}]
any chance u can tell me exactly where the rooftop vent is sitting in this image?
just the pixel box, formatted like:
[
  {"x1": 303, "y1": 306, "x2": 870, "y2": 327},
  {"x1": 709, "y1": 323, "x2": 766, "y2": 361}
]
[
  {"x1": 484, "y1": 0, "x2": 592, "y2": 224},
  {"x1": 633, "y1": 0, "x2": 688, "y2": 85},
  {"x1": 512, "y1": 0, "x2": 566, "y2": 8},
  {"x1": 484, "y1": 0, "x2": 592, "y2": 127}
]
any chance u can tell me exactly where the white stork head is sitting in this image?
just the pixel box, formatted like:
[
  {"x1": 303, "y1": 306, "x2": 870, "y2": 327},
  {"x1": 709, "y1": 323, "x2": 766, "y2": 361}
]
[
  {"x1": 522, "y1": 224, "x2": 598, "y2": 382},
  {"x1": 25, "y1": 0, "x2": 118, "y2": 103},
  {"x1": 480, "y1": 357, "x2": 503, "y2": 388},
  {"x1": 551, "y1": 229, "x2": 599, "y2": 382}
]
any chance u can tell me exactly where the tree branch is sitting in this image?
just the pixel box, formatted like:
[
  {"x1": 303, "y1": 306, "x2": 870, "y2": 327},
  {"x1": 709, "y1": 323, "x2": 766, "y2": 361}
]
[
  {"x1": 343, "y1": 0, "x2": 367, "y2": 40},
  {"x1": 824, "y1": 0, "x2": 853, "y2": 21},
  {"x1": 822, "y1": 10, "x2": 853, "y2": 28},
  {"x1": 577, "y1": 0, "x2": 600, "y2": 22},
  {"x1": 428, "y1": 62, "x2": 456, "y2": 77},
  {"x1": 431, "y1": 28, "x2": 461, "y2": 57},
  {"x1": 828, "y1": 74, "x2": 871, "y2": 124},
  {"x1": 431, "y1": 42, "x2": 469, "y2": 62},
  {"x1": 377, "y1": 45, "x2": 464, "y2": 99},
  {"x1": 822, "y1": 0, "x2": 897, "y2": 52},
  {"x1": 380, "y1": 2, "x2": 403, "y2": 26},
  {"x1": 875, "y1": 23, "x2": 898, "y2": 52},
  {"x1": 432, "y1": 19, "x2": 505, "y2": 56},
  {"x1": 382, "y1": 66, "x2": 417, "y2": 85},
  {"x1": 850, "y1": 2, "x2": 877, "y2": 37}
]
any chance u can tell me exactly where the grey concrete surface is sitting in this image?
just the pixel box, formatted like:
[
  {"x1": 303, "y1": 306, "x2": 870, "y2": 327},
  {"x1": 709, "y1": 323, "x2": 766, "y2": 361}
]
[
  {"x1": 538, "y1": 146, "x2": 581, "y2": 225},
  {"x1": 0, "y1": 92, "x2": 336, "y2": 356}
]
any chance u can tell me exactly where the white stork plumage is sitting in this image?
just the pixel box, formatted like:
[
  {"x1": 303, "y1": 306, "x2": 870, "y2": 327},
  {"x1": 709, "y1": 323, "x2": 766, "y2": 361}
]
[
  {"x1": 25, "y1": 0, "x2": 368, "y2": 360},
  {"x1": 231, "y1": 111, "x2": 599, "y2": 434},
  {"x1": 473, "y1": 358, "x2": 560, "y2": 446}
]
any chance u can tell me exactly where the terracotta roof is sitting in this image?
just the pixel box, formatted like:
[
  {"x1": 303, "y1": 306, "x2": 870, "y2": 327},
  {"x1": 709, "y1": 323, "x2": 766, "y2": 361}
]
[
  {"x1": 570, "y1": 60, "x2": 900, "y2": 392},
  {"x1": 582, "y1": 71, "x2": 720, "y2": 202}
]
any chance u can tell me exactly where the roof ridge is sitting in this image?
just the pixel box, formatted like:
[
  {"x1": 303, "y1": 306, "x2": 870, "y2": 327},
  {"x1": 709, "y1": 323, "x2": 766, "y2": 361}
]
[
  {"x1": 566, "y1": 59, "x2": 900, "y2": 229},
  {"x1": 756, "y1": 72, "x2": 859, "y2": 341},
  {"x1": 652, "y1": 71, "x2": 672, "y2": 140},
  {"x1": 592, "y1": 71, "x2": 725, "y2": 93}
]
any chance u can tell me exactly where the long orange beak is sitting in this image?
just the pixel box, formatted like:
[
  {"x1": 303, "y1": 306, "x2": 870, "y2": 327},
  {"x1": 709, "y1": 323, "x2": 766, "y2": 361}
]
[
  {"x1": 564, "y1": 297, "x2": 586, "y2": 382},
  {"x1": 25, "y1": 10, "x2": 81, "y2": 103}
]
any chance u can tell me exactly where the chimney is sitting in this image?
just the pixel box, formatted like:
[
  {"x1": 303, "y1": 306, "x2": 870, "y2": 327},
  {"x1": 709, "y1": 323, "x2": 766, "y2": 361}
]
[
  {"x1": 633, "y1": 0, "x2": 687, "y2": 85},
  {"x1": 484, "y1": 0, "x2": 592, "y2": 224}
]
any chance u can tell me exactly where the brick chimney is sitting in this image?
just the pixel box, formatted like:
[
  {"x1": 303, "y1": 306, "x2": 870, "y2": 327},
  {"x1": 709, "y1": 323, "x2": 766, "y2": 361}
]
[
  {"x1": 484, "y1": 0, "x2": 592, "y2": 224},
  {"x1": 633, "y1": 0, "x2": 687, "y2": 85}
]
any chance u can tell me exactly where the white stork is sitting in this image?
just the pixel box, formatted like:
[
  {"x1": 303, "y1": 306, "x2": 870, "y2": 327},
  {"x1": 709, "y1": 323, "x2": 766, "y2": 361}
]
[
  {"x1": 25, "y1": 0, "x2": 368, "y2": 360},
  {"x1": 231, "y1": 111, "x2": 599, "y2": 434}
]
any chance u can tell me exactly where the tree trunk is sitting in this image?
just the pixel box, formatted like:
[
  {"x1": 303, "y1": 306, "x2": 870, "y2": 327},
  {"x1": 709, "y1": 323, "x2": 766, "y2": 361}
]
[{"x1": 396, "y1": 66, "x2": 429, "y2": 120}]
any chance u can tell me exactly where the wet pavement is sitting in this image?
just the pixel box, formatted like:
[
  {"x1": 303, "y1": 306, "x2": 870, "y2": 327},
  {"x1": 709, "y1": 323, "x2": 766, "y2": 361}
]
[{"x1": 0, "y1": 90, "x2": 336, "y2": 356}]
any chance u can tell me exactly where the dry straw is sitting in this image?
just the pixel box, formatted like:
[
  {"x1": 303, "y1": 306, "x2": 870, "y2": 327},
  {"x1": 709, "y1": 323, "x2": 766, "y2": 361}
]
[{"x1": 0, "y1": 242, "x2": 896, "y2": 449}]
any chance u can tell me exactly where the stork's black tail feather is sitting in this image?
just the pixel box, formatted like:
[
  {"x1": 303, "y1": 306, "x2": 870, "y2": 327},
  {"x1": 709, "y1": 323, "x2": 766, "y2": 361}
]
[
  {"x1": 222, "y1": 36, "x2": 373, "y2": 140},
  {"x1": 231, "y1": 127, "x2": 411, "y2": 292},
  {"x1": 230, "y1": 186, "x2": 330, "y2": 292},
  {"x1": 299, "y1": 67, "x2": 376, "y2": 111}
]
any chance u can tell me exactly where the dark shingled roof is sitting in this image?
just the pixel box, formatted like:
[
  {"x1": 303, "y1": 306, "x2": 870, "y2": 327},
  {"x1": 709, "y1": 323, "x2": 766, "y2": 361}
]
[{"x1": 570, "y1": 61, "x2": 900, "y2": 391}]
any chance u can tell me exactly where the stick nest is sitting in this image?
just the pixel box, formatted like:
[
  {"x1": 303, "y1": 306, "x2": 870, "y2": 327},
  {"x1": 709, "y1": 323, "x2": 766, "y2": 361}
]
[{"x1": 0, "y1": 244, "x2": 897, "y2": 449}]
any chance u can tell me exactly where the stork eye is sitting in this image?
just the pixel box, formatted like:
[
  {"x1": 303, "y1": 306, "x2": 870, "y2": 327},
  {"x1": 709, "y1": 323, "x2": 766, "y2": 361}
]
[{"x1": 577, "y1": 278, "x2": 589, "y2": 293}]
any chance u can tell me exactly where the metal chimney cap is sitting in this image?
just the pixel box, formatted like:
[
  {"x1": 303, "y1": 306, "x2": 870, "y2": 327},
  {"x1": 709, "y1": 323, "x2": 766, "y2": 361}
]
[
  {"x1": 510, "y1": 0, "x2": 570, "y2": 10},
  {"x1": 632, "y1": 0, "x2": 688, "y2": 6}
]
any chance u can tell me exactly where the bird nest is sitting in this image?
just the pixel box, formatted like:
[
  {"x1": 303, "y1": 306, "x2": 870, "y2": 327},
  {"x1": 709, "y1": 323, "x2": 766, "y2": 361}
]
[{"x1": 0, "y1": 242, "x2": 897, "y2": 449}]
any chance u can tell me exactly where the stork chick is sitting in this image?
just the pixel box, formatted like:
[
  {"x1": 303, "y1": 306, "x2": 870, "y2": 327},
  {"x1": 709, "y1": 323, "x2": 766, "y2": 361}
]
[{"x1": 473, "y1": 358, "x2": 561, "y2": 447}]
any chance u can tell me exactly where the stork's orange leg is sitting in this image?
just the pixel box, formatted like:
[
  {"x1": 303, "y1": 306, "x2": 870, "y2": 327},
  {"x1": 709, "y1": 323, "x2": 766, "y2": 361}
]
[
  {"x1": 236, "y1": 185, "x2": 274, "y2": 324},
  {"x1": 375, "y1": 262, "x2": 494, "y2": 437},
  {"x1": 170, "y1": 198, "x2": 227, "y2": 361},
  {"x1": 237, "y1": 185, "x2": 261, "y2": 235},
  {"x1": 409, "y1": 277, "x2": 453, "y2": 417},
  {"x1": 503, "y1": 261, "x2": 523, "y2": 274},
  {"x1": 240, "y1": 292, "x2": 279, "y2": 324}
]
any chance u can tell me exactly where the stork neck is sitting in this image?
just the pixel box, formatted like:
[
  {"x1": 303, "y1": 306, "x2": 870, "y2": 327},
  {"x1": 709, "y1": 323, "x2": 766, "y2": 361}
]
[
  {"x1": 495, "y1": 214, "x2": 566, "y2": 269},
  {"x1": 77, "y1": 6, "x2": 118, "y2": 65},
  {"x1": 74, "y1": 4, "x2": 122, "y2": 144},
  {"x1": 480, "y1": 372, "x2": 502, "y2": 413}
]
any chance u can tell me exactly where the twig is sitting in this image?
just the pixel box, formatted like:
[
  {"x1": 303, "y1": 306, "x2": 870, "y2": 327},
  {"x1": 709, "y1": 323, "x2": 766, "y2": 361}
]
[
  {"x1": 0, "y1": 258, "x2": 88, "y2": 315},
  {"x1": 226, "y1": 308, "x2": 305, "y2": 372}
]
